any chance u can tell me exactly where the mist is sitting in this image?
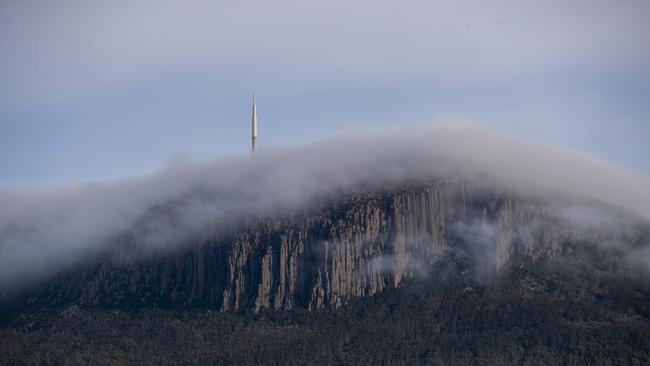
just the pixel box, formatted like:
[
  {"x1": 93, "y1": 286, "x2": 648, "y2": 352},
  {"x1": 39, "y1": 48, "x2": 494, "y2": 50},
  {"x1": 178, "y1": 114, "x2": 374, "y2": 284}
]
[{"x1": 1, "y1": 122, "x2": 649, "y2": 291}]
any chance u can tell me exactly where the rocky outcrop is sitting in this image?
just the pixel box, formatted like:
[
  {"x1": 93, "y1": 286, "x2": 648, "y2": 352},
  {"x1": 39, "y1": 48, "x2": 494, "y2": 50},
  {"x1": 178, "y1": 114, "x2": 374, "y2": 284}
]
[{"x1": 33, "y1": 182, "x2": 641, "y2": 312}]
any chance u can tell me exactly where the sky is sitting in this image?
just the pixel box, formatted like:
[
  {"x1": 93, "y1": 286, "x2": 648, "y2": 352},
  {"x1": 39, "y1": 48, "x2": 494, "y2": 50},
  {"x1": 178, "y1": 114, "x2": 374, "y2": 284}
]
[{"x1": 1, "y1": 0, "x2": 649, "y2": 187}]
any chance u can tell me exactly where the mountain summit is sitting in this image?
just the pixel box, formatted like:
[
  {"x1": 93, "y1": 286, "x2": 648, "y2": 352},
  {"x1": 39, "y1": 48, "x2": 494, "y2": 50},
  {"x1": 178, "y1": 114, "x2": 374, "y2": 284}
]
[{"x1": 2, "y1": 126, "x2": 650, "y2": 364}]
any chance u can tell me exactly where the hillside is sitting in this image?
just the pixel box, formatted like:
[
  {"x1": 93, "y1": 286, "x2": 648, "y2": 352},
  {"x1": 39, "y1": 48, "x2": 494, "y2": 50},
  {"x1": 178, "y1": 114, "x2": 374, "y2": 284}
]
[{"x1": 1, "y1": 180, "x2": 650, "y2": 364}]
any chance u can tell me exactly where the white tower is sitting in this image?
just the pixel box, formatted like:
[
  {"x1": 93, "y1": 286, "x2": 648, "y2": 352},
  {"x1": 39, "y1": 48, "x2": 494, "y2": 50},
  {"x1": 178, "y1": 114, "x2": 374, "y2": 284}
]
[{"x1": 251, "y1": 93, "x2": 257, "y2": 152}]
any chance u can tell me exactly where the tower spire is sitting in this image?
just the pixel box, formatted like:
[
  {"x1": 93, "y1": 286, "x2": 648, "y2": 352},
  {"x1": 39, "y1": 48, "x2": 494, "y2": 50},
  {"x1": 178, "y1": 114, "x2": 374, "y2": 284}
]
[{"x1": 251, "y1": 93, "x2": 257, "y2": 153}]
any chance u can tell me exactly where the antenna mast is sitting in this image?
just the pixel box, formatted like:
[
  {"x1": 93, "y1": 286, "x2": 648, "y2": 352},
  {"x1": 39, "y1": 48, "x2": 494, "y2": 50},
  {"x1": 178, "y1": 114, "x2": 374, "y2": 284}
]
[{"x1": 251, "y1": 93, "x2": 257, "y2": 152}]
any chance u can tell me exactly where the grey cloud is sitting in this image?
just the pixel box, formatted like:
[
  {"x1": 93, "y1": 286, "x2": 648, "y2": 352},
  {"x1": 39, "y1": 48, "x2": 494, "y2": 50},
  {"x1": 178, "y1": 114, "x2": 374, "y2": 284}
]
[
  {"x1": 1, "y1": 122, "x2": 650, "y2": 290},
  {"x1": 2, "y1": 0, "x2": 649, "y2": 106}
]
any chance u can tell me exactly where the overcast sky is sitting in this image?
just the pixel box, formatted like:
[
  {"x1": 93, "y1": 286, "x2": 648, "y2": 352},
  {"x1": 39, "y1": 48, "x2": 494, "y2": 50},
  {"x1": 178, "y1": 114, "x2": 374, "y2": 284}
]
[{"x1": 1, "y1": 0, "x2": 649, "y2": 186}]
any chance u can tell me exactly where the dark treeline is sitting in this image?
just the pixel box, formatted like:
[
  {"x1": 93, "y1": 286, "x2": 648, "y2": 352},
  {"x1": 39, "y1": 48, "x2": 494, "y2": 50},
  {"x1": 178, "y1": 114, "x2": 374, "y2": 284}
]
[{"x1": 2, "y1": 248, "x2": 649, "y2": 365}]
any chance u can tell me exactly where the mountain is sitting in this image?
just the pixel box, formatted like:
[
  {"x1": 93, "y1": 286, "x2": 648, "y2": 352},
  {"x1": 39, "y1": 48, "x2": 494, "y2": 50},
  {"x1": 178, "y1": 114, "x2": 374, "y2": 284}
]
[{"x1": 2, "y1": 180, "x2": 650, "y2": 364}]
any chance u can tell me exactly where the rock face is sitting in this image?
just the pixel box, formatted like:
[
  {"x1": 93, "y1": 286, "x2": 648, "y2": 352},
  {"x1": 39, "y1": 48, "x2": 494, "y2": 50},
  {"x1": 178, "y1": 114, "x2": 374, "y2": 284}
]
[{"x1": 33, "y1": 182, "x2": 647, "y2": 312}]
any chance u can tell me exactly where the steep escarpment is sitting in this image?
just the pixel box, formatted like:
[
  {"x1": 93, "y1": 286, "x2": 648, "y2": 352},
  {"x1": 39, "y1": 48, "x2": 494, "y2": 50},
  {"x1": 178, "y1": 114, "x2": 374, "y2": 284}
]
[{"x1": 24, "y1": 181, "x2": 648, "y2": 312}]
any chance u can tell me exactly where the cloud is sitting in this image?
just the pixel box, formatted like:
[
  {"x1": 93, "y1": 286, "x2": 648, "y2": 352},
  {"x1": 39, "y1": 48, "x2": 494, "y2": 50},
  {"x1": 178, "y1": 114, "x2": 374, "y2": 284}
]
[
  {"x1": 0, "y1": 122, "x2": 649, "y2": 291},
  {"x1": 2, "y1": 0, "x2": 649, "y2": 106}
]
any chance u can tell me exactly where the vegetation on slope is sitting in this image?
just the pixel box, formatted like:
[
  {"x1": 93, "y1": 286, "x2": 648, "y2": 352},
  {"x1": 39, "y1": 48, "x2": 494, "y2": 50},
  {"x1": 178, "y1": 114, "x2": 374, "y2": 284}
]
[{"x1": 2, "y1": 245, "x2": 649, "y2": 365}]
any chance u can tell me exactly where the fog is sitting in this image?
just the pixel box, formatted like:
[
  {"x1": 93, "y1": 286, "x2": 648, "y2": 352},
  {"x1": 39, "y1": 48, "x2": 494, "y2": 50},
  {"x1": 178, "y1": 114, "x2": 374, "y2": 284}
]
[{"x1": 1, "y1": 123, "x2": 649, "y2": 290}]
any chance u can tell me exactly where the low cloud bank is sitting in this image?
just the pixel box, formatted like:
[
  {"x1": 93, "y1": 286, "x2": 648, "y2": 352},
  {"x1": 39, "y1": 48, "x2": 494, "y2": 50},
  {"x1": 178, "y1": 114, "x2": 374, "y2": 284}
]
[{"x1": 1, "y1": 122, "x2": 649, "y2": 290}]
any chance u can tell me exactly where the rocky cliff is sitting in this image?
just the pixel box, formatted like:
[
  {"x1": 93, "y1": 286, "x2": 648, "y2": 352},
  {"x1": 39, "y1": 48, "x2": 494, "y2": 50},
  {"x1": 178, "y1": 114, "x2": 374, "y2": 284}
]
[{"x1": 29, "y1": 181, "x2": 648, "y2": 312}]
